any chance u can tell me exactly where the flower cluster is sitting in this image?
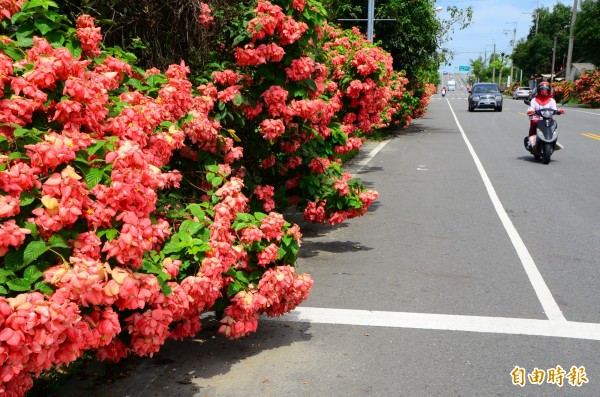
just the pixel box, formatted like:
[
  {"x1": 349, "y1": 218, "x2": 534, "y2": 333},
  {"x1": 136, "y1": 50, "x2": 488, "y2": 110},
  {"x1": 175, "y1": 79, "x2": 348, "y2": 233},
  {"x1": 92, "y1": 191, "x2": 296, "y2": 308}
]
[{"x1": 574, "y1": 70, "x2": 600, "y2": 108}]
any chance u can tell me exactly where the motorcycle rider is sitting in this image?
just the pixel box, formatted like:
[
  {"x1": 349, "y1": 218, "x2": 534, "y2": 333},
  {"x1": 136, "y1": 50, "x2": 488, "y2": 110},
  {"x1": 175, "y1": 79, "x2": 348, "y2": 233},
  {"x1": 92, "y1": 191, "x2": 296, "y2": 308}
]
[
  {"x1": 442, "y1": 86, "x2": 446, "y2": 96},
  {"x1": 525, "y1": 81, "x2": 564, "y2": 151}
]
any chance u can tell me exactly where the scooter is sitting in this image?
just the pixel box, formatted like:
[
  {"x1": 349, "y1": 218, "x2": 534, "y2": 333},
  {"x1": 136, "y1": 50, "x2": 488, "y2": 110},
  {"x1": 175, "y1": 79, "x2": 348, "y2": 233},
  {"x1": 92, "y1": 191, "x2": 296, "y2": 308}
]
[
  {"x1": 441, "y1": 88, "x2": 446, "y2": 97},
  {"x1": 524, "y1": 99, "x2": 566, "y2": 164}
]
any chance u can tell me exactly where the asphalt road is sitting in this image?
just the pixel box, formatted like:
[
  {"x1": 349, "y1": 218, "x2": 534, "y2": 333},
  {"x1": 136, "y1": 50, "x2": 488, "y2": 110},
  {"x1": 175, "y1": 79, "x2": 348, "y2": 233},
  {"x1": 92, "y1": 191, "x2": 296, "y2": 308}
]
[{"x1": 58, "y1": 93, "x2": 600, "y2": 397}]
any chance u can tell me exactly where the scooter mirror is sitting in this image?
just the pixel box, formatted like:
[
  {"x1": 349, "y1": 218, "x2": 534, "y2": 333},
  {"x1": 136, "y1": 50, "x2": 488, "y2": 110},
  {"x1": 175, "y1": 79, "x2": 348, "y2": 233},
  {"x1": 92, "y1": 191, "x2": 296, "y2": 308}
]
[
  {"x1": 561, "y1": 99, "x2": 569, "y2": 105},
  {"x1": 524, "y1": 100, "x2": 531, "y2": 106}
]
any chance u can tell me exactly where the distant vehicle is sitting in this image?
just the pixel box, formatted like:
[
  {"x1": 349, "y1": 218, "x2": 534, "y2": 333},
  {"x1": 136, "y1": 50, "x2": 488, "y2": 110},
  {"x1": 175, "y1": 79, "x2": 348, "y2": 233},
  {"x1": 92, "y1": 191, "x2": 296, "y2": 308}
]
[
  {"x1": 468, "y1": 83, "x2": 503, "y2": 112},
  {"x1": 447, "y1": 80, "x2": 456, "y2": 91},
  {"x1": 512, "y1": 87, "x2": 531, "y2": 100},
  {"x1": 443, "y1": 71, "x2": 449, "y2": 75}
]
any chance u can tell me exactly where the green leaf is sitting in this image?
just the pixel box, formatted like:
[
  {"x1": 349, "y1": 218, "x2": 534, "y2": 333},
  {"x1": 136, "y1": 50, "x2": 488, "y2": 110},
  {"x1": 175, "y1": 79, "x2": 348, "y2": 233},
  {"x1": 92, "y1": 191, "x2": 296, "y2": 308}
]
[
  {"x1": 236, "y1": 213, "x2": 253, "y2": 222},
  {"x1": 0, "y1": 286, "x2": 7, "y2": 295},
  {"x1": 85, "y1": 168, "x2": 104, "y2": 189},
  {"x1": 4, "y1": 249, "x2": 25, "y2": 272},
  {"x1": 7, "y1": 278, "x2": 31, "y2": 292},
  {"x1": 23, "y1": 240, "x2": 47, "y2": 266},
  {"x1": 34, "y1": 20, "x2": 53, "y2": 35},
  {"x1": 23, "y1": 265, "x2": 43, "y2": 283},
  {"x1": 19, "y1": 190, "x2": 36, "y2": 207},
  {"x1": 49, "y1": 234, "x2": 69, "y2": 248},
  {"x1": 187, "y1": 204, "x2": 205, "y2": 220},
  {"x1": 235, "y1": 270, "x2": 249, "y2": 284},
  {"x1": 232, "y1": 34, "x2": 247, "y2": 46},
  {"x1": 0, "y1": 46, "x2": 24, "y2": 61},
  {"x1": 0, "y1": 269, "x2": 15, "y2": 283},
  {"x1": 34, "y1": 281, "x2": 54, "y2": 295},
  {"x1": 23, "y1": 222, "x2": 38, "y2": 238},
  {"x1": 187, "y1": 222, "x2": 203, "y2": 236},
  {"x1": 304, "y1": 79, "x2": 317, "y2": 91},
  {"x1": 232, "y1": 94, "x2": 243, "y2": 107},
  {"x1": 9, "y1": 152, "x2": 28, "y2": 161},
  {"x1": 211, "y1": 176, "x2": 223, "y2": 187},
  {"x1": 227, "y1": 281, "x2": 244, "y2": 296},
  {"x1": 104, "y1": 229, "x2": 118, "y2": 241},
  {"x1": 254, "y1": 212, "x2": 267, "y2": 221}
]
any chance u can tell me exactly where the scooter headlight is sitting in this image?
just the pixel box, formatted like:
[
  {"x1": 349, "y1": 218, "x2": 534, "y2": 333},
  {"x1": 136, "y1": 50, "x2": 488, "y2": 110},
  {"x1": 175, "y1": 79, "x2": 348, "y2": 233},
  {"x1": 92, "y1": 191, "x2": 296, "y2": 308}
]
[{"x1": 541, "y1": 109, "x2": 554, "y2": 118}]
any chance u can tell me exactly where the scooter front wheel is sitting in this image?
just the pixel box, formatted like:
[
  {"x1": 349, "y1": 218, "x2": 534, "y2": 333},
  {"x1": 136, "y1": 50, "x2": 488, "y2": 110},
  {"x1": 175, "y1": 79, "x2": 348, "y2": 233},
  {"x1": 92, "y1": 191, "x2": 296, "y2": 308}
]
[{"x1": 542, "y1": 142, "x2": 552, "y2": 164}]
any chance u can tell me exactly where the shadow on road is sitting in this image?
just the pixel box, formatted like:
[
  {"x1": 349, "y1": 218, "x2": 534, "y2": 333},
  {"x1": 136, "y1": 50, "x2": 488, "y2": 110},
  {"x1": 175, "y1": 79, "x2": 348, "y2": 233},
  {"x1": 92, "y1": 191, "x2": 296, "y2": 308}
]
[{"x1": 55, "y1": 318, "x2": 313, "y2": 397}]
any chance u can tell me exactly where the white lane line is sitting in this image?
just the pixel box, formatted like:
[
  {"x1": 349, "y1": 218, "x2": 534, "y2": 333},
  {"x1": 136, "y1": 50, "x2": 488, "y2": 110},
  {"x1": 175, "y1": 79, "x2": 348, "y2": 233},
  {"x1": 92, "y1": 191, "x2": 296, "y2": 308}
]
[
  {"x1": 446, "y1": 100, "x2": 566, "y2": 322},
  {"x1": 351, "y1": 140, "x2": 388, "y2": 177},
  {"x1": 567, "y1": 108, "x2": 600, "y2": 116},
  {"x1": 269, "y1": 307, "x2": 600, "y2": 341}
]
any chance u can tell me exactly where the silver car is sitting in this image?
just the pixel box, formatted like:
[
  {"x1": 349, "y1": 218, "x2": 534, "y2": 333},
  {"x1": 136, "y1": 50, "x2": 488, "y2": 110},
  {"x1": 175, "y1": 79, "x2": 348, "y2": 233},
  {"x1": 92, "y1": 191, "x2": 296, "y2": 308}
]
[
  {"x1": 468, "y1": 83, "x2": 503, "y2": 112},
  {"x1": 512, "y1": 86, "x2": 531, "y2": 100}
]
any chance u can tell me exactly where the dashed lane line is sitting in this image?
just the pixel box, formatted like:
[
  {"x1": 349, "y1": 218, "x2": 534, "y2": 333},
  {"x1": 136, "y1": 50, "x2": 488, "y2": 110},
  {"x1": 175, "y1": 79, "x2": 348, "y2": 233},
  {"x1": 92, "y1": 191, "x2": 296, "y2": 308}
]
[{"x1": 269, "y1": 307, "x2": 600, "y2": 341}]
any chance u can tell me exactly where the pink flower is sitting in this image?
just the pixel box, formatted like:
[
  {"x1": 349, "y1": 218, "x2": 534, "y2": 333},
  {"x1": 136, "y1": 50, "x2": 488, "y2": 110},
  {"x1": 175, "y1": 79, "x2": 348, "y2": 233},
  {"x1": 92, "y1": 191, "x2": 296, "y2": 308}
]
[
  {"x1": 260, "y1": 212, "x2": 285, "y2": 242},
  {"x1": 198, "y1": 2, "x2": 214, "y2": 28},
  {"x1": 257, "y1": 243, "x2": 279, "y2": 266},
  {"x1": 308, "y1": 157, "x2": 330, "y2": 174},
  {"x1": 259, "y1": 118, "x2": 285, "y2": 140},
  {"x1": 286, "y1": 57, "x2": 315, "y2": 81},
  {"x1": 76, "y1": 15, "x2": 102, "y2": 57}
]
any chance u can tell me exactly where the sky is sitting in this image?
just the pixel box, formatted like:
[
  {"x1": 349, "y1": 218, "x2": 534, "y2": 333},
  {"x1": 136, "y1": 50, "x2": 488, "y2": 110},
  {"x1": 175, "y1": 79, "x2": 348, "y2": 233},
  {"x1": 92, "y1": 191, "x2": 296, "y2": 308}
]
[{"x1": 435, "y1": 0, "x2": 571, "y2": 75}]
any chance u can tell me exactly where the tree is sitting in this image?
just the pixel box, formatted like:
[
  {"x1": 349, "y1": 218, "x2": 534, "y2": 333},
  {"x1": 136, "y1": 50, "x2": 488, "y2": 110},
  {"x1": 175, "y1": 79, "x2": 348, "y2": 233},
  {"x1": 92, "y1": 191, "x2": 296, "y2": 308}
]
[
  {"x1": 574, "y1": 0, "x2": 600, "y2": 66},
  {"x1": 512, "y1": 4, "x2": 572, "y2": 78},
  {"x1": 322, "y1": 0, "x2": 471, "y2": 84}
]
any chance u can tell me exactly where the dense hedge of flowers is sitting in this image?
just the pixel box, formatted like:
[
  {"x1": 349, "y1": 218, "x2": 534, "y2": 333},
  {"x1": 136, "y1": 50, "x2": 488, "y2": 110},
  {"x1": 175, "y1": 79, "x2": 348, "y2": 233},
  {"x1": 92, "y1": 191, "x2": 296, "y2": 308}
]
[
  {"x1": 0, "y1": 0, "x2": 434, "y2": 395},
  {"x1": 574, "y1": 70, "x2": 600, "y2": 108}
]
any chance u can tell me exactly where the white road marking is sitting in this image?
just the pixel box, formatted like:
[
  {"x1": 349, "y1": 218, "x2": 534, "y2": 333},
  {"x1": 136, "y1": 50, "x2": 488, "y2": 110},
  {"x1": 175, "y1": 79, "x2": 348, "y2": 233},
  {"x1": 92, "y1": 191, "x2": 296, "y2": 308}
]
[
  {"x1": 351, "y1": 140, "x2": 388, "y2": 177},
  {"x1": 446, "y1": 100, "x2": 566, "y2": 322},
  {"x1": 270, "y1": 307, "x2": 600, "y2": 341},
  {"x1": 566, "y1": 108, "x2": 600, "y2": 116}
]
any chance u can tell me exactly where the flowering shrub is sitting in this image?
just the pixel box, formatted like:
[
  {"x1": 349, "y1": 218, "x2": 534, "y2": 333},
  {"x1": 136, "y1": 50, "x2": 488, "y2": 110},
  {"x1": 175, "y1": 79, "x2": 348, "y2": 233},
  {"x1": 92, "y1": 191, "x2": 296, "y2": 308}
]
[
  {"x1": 203, "y1": 0, "x2": 382, "y2": 225},
  {"x1": 0, "y1": 0, "x2": 436, "y2": 394},
  {"x1": 574, "y1": 70, "x2": 600, "y2": 108},
  {"x1": 0, "y1": 2, "x2": 311, "y2": 395},
  {"x1": 550, "y1": 80, "x2": 574, "y2": 102}
]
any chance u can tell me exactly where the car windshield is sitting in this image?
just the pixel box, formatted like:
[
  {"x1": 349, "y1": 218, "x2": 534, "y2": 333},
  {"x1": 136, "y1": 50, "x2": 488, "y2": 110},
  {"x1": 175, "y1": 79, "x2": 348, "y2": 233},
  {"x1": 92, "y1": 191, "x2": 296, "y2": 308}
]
[
  {"x1": 473, "y1": 84, "x2": 499, "y2": 94},
  {"x1": 518, "y1": 87, "x2": 529, "y2": 91}
]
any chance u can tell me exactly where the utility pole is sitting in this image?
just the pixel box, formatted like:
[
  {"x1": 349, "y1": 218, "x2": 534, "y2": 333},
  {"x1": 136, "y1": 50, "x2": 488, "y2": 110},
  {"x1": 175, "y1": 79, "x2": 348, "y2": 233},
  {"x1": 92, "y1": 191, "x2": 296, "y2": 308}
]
[
  {"x1": 499, "y1": 52, "x2": 505, "y2": 88},
  {"x1": 492, "y1": 43, "x2": 496, "y2": 83},
  {"x1": 565, "y1": 0, "x2": 578, "y2": 81},
  {"x1": 510, "y1": 24, "x2": 516, "y2": 85},
  {"x1": 551, "y1": 35, "x2": 557, "y2": 83},
  {"x1": 339, "y1": 0, "x2": 395, "y2": 42},
  {"x1": 367, "y1": 0, "x2": 375, "y2": 41}
]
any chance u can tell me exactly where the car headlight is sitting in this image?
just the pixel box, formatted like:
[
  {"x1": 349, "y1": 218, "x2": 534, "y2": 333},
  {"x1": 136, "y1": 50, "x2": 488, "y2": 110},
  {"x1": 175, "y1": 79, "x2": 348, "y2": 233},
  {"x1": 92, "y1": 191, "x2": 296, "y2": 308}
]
[
  {"x1": 472, "y1": 96, "x2": 480, "y2": 100},
  {"x1": 495, "y1": 95, "x2": 502, "y2": 100}
]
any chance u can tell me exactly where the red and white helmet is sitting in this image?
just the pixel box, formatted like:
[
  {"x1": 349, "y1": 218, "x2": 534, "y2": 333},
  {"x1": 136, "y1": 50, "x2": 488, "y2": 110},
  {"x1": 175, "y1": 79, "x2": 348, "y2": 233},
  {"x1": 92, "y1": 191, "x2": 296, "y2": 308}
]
[{"x1": 537, "y1": 81, "x2": 551, "y2": 97}]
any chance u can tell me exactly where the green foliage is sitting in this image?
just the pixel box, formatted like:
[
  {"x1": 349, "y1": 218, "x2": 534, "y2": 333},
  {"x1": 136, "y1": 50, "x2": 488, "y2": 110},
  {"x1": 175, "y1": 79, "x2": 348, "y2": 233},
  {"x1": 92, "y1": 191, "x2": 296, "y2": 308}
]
[
  {"x1": 574, "y1": 0, "x2": 600, "y2": 66},
  {"x1": 512, "y1": 3, "x2": 573, "y2": 78}
]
